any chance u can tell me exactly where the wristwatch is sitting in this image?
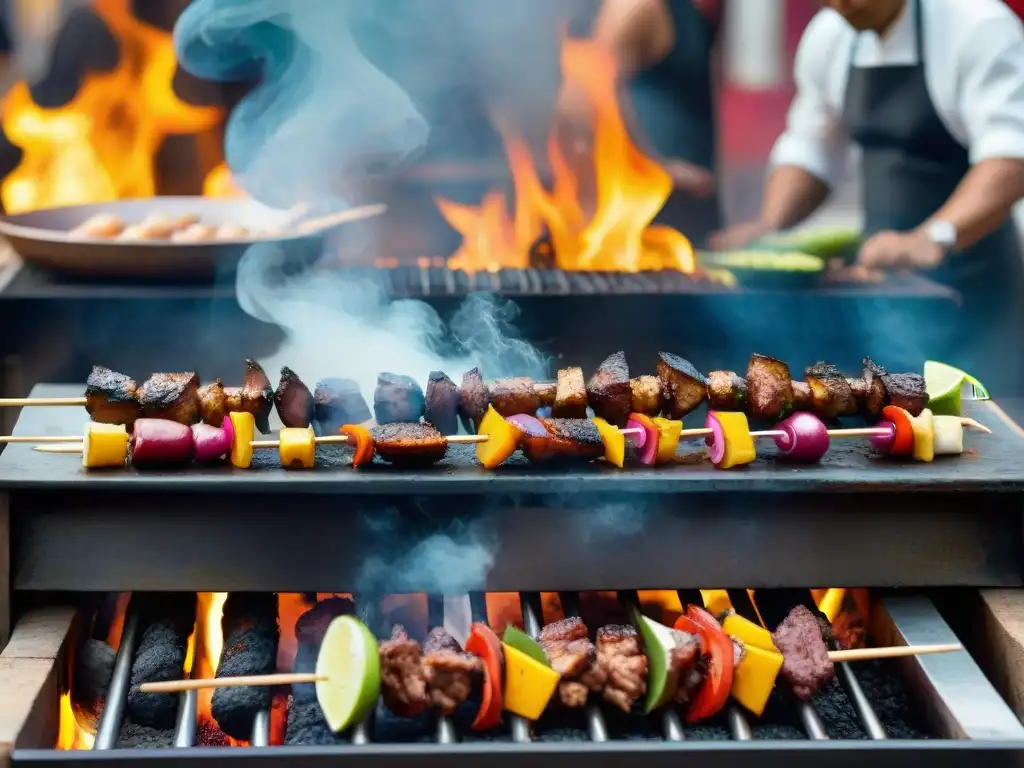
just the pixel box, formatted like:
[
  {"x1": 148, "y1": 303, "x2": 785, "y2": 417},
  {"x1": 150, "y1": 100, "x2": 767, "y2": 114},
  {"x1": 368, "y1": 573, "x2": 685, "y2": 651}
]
[{"x1": 924, "y1": 220, "x2": 958, "y2": 253}]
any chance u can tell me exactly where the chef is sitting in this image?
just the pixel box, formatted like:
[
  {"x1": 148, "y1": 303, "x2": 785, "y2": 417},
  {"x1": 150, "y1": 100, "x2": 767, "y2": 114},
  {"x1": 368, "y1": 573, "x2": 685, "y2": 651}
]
[
  {"x1": 712, "y1": 0, "x2": 1024, "y2": 393},
  {"x1": 557, "y1": 0, "x2": 723, "y2": 246}
]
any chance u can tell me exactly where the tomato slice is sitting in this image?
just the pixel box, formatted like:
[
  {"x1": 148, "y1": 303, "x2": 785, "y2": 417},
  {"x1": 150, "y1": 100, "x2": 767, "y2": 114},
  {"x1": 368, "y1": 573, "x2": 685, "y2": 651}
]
[
  {"x1": 680, "y1": 605, "x2": 734, "y2": 723},
  {"x1": 880, "y1": 406, "x2": 915, "y2": 455},
  {"x1": 465, "y1": 622, "x2": 504, "y2": 731},
  {"x1": 340, "y1": 424, "x2": 375, "y2": 468}
]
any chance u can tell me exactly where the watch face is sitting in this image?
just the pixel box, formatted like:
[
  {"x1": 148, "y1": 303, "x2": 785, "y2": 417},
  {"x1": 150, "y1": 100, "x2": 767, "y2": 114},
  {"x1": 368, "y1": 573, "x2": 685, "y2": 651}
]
[{"x1": 929, "y1": 220, "x2": 957, "y2": 248}]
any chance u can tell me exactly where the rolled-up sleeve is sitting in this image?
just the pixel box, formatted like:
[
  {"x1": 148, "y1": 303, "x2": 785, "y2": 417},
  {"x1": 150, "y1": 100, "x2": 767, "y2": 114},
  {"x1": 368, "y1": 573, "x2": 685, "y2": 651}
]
[
  {"x1": 959, "y1": 17, "x2": 1024, "y2": 164},
  {"x1": 769, "y1": 15, "x2": 849, "y2": 187}
]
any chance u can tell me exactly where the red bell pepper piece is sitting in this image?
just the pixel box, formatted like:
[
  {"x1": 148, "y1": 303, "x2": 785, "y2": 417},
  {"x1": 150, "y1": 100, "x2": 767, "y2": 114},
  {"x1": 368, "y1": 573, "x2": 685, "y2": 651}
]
[
  {"x1": 880, "y1": 406, "x2": 914, "y2": 455},
  {"x1": 340, "y1": 424, "x2": 375, "y2": 468},
  {"x1": 465, "y1": 622, "x2": 503, "y2": 731},
  {"x1": 678, "y1": 605, "x2": 734, "y2": 723}
]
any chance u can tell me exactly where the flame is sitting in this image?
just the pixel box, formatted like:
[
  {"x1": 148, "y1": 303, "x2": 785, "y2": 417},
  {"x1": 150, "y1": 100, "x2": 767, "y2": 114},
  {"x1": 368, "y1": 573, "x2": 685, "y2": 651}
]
[
  {"x1": 1, "y1": 0, "x2": 223, "y2": 213},
  {"x1": 56, "y1": 692, "x2": 96, "y2": 751},
  {"x1": 203, "y1": 162, "x2": 246, "y2": 198},
  {"x1": 191, "y1": 592, "x2": 249, "y2": 745},
  {"x1": 436, "y1": 38, "x2": 696, "y2": 275}
]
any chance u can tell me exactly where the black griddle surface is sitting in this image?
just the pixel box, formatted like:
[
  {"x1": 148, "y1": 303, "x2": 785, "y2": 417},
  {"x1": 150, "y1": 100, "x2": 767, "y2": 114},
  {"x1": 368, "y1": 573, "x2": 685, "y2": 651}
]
[{"x1": 0, "y1": 384, "x2": 1022, "y2": 495}]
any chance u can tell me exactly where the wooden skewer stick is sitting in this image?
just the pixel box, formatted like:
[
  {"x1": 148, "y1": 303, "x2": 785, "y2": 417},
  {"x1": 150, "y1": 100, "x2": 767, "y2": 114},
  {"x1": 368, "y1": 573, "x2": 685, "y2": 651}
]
[
  {"x1": 138, "y1": 642, "x2": 963, "y2": 696},
  {"x1": 0, "y1": 397, "x2": 87, "y2": 407},
  {"x1": 680, "y1": 417, "x2": 991, "y2": 441},
  {"x1": 256, "y1": 203, "x2": 387, "y2": 239},
  {"x1": 30, "y1": 433, "x2": 490, "y2": 454},
  {"x1": 0, "y1": 435, "x2": 88, "y2": 444},
  {"x1": 249, "y1": 433, "x2": 487, "y2": 449}
]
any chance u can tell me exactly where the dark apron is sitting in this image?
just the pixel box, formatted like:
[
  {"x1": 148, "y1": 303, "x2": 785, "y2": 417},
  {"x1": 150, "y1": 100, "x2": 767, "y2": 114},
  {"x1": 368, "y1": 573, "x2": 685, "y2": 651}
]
[
  {"x1": 843, "y1": 0, "x2": 1024, "y2": 395},
  {"x1": 629, "y1": 0, "x2": 722, "y2": 247}
]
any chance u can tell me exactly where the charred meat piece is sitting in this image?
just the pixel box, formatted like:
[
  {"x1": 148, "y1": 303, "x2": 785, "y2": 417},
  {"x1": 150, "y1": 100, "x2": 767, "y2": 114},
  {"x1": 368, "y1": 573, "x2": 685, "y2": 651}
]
[
  {"x1": 138, "y1": 372, "x2": 200, "y2": 425},
  {"x1": 275, "y1": 367, "x2": 314, "y2": 428},
  {"x1": 424, "y1": 371, "x2": 459, "y2": 435},
  {"x1": 882, "y1": 372, "x2": 928, "y2": 416},
  {"x1": 490, "y1": 377, "x2": 540, "y2": 416},
  {"x1": 772, "y1": 605, "x2": 835, "y2": 702},
  {"x1": 422, "y1": 627, "x2": 482, "y2": 715},
  {"x1": 242, "y1": 359, "x2": 275, "y2": 434},
  {"x1": 553, "y1": 366, "x2": 588, "y2": 418},
  {"x1": 707, "y1": 370, "x2": 748, "y2": 411},
  {"x1": 857, "y1": 358, "x2": 888, "y2": 417},
  {"x1": 804, "y1": 362, "x2": 856, "y2": 418},
  {"x1": 667, "y1": 627, "x2": 702, "y2": 706},
  {"x1": 519, "y1": 418, "x2": 605, "y2": 463},
  {"x1": 792, "y1": 381, "x2": 813, "y2": 411},
  {"x1": 371, "y1": 423, "x2": 448, "y2": 465},
  {"x1": 588, "y1": 351, "x2": 632, "y2": 427},
  {"x1": 85, "y1": 366, "x2": 141, "y2": 428},
  {"x1": 458, "y1": 368, "x2": 489, "y2": 433},
  {"x1": 314, "y1": 378, "x2": 372, "y2": 434},
  {"x1": 374, "y1": 372, "x2": 425, "y2": 425},
  {"x1": 595, "y1": 624, "x2": 648, "y2": 713},
  {"x1": 380, "y1": 625, "x2": 428, "y2": 718},
  {"x1": 657, "y1": 352, "x2": 708, "y2": 419},
  {"x1": 534, "y1": 380, "x2": 557, "y2": 407},
  {"x1": 540, "y1": 617, "x2": 599, "y2": 708},
  {"x1": 630, "y1": 375, "x2": 661, "y2": 416},
  {"x1": 198, "y1": 380, "x2": 228, "y2": 427},
  {"x1": 746, "y1": 354, "x2": 794, "y2": 422}
]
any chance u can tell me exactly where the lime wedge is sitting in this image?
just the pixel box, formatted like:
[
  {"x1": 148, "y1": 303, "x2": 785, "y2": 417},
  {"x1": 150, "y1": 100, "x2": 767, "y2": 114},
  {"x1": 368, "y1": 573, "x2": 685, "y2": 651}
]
[
  {"x1": 315, "y1": 616, "x2": 381, "y2": 733},
  {"x1": 632, "y1": 607, "x2": 679, "y2": 714},
  {"x1": 502, "y1": 625, "x2": 549, "y2": 667},
  {"x1": 924, "y1": 361, "x2": 991, "y2": 416}
]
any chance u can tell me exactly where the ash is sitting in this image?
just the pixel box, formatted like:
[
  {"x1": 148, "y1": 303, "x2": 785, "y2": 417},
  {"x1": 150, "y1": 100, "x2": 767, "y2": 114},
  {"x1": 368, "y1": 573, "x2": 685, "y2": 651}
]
[{"x1": 116, "y1": 721, "x2": 173, "y2": 749}]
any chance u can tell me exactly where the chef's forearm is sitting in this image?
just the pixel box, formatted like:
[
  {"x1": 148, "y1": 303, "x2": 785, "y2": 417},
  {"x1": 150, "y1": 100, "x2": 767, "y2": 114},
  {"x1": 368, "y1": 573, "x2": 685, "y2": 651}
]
[
  {"x1": 760, "y1": 165, "x2": 831, "y2": 230},
  {"x1": 923, "y1": 158, "x2": 1024, "y2": 249},
  {"x1": 593, "y1": 0, "x2": 673, "y2": 76}
]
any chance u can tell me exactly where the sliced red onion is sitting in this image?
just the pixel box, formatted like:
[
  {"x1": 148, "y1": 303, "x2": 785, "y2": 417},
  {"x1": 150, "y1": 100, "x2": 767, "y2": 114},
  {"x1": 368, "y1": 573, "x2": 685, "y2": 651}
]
[
  {"x1": 773, "y1": 413, "x2": 829, "y2": 463},
  {"x1": 506, "y1": 413, "x2": 547, "y2": 437},
  {"x1": 705, "y1": 412, "x2": 725, "y2": 466},
  {"x1": 625, "y1": 418, "x2": 647, "y2": 448},
  {"x1": 627, "y1": 418, "x2": 658, "y2": 465},
  {"x1": 131, "y1": 418, "x2": 193, "y2": 465},
  {"x1": 192, "y1": 422, "x2": 231, "y2": 462},
  {"x1": 870, "y1": 420, "x2": 897, "y2": 451}
]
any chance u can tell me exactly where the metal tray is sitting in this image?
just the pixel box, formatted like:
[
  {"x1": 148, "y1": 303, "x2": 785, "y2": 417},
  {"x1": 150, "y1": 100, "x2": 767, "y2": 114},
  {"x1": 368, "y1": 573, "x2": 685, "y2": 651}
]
[{"x1": 0, "y1": 197, "x2": 326, "y2": 280}]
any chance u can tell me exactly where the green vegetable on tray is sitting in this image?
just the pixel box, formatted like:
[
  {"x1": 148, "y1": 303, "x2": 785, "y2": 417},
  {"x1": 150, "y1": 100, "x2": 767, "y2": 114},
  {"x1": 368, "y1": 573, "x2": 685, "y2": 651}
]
[
  {"x1": 754, "y1": 228, "x2": 861, "y2": 259},
  {"x1": 699, "y1": 250, "x2": 825, "y2": 272}
]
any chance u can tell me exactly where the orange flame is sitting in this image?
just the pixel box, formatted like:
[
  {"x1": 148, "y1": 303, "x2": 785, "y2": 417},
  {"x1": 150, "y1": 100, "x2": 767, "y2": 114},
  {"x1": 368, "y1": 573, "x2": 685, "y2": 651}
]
[
  {"x1": 436, "y1": 38, "x2": 695, "y2": 275},
  {"x1": 203, "y1": 162, "x2": 246, "y2": 199},
  {"x1": 0, "y1": 0, "x2": 223, "y2": 213}
]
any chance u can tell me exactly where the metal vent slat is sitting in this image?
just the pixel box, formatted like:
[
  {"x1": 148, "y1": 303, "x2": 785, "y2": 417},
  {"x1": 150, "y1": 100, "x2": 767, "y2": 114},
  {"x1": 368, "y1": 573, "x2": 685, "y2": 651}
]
[{"x1": 93, "y1": 605, "x2": 141, "y2": 750}]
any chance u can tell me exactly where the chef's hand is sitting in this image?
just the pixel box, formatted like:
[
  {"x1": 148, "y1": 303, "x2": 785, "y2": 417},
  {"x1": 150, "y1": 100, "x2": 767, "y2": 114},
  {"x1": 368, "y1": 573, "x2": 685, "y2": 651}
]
[
  {"x1": 706, "y1": 220, "x2": 772, "y2": 251},
  {"x1": 857, "y1": 229, "x2": 944, "y2": 271}
]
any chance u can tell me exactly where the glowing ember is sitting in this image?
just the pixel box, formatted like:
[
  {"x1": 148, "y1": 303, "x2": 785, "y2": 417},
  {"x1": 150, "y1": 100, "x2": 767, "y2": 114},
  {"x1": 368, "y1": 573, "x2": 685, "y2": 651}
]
[
  {"x1": 436, "y1": 38, "x2": 696, "y2": 275},
  {"x1": 0, "y1": 0, "x2": 223, "y2": 213}
]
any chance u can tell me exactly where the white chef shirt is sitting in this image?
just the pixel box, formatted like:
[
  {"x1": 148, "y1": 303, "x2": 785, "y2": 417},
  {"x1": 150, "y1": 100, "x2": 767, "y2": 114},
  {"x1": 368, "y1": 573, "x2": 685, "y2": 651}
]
[{"x1": 770, "y1": 0, "x2": 1024, "y2": 187}]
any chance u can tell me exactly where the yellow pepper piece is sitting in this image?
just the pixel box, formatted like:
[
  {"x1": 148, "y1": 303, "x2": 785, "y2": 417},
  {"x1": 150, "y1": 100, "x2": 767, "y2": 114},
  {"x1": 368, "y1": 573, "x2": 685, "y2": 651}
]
[
  {"x1": 816, "y1": 588, "x2": 846, "y2": 623},
  {"x1": 280, "y1": 426, "x2": 316, "y2": 469},
  {"x1": 476, "y1": 405, "x2": 520, "y2": 469},
  {"x1": 911, "y1": 408, "x2": 935, "y2": 463},
  {"x1": 732, "y1": 643, "x2": 784, "y2": 717},
  {"x1": 652, "y1": 417, "x2": 683, "y2": 463},
  {"x1": 707, "y1": 411, "x2": 755, "y2": 469},
  {"x1": 700, "y1": 589, "x2": 733, "y2": 618},
  {"x1": 229, "y1": 411, "x2": 255, "y2": 469},
  {"x1": 723, "y1": 613, "x2": 778, "y2": 653},
  {"x1": 592, "y1": 417, "x2": 625, "y2": 468},
  {"x1": 502, "y1": 643, "x2": 560, "y2": 720},
  {"x1": 82, "y1": 422, "x2": 129, "y2": 468}
]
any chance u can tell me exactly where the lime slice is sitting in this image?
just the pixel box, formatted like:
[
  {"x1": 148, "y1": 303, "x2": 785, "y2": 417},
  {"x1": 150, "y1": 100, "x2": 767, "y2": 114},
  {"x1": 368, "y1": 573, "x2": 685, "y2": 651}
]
[
  {"x1": 632, "y1": 608, "x2": 679, "y2": 714},
  {"x1": 924, "y1": 361, "x2": 990, "y2": 416},
  {"x1": 315, "y1": 616, "x2": 381, "y2": 733},
  {"x1": 502, "y1": 625, "x2": 549, "y2": 667}
]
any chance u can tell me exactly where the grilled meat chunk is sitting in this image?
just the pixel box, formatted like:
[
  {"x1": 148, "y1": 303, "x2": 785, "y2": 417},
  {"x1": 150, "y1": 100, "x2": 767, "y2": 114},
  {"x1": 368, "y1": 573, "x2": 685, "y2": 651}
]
[
  {"x1": 882, "y1": 372, "x2": 928, "y2": 416},
  {"x1": 490, "y1": 377, "x2": 540, "y2": 416},
  {"x1": 520, "y1": 418, "x2": 605, "y2": 463},
  {"x1": 772, "y1": 605, "x2": 835, "y2": 702},
  {"x1": 85, "y1": 366, "x2": 141, "y2": 428},
  {"x1": 422, "y1": 628, "x2": 482, "y2": 715},
  {"x1": 275, "y1": 367, "x2": 314, "y2": 428},
  {"x1": 657, "y1": 352, "x2": 708, "y2": 418},
  {"x1": 371, "y1": 423, "x2": 448, "y2": 465},
  {"x1": 137, "y1": 372, "x2": 200, "y2": 425},
  {"x1": 374, "y1": 373, "x2": 425, "y2": 425},
  {"x1": 540, "y1": 617, "x2": 599, "y2": 708},
  {"x1": 314, "y1": 378, "x2": 371, "y2": 434},
  {"x1": 792, "y1": 380, "x2": 813, "y2": 411},
  {"x1": 424, "y1": 371, "x2": 459, "y2": 435},
  {"x1": 630, "y1": 375, "x2": 661, "y2": 416},
  {"x1": 595, "y1": 624, "x2": 648, "y2": 713},
  {"x1": 534, "y1": 380, "x2": 557, "y2": 407},
  {"x1": 707, "y1": 370, "x2": 747, "y2": 411},
  {"x1": 198, "y1": 380, "x2": 228, "y2": 427},
  {"x1": 857, "y1": 358, "x2": 888, "y2": 417},
  {"x1": 746, "y1": 354, "x2": 794, "y2": 422},
  {"x1": 554, "y1": 366, "x2": 587, "y2": 418},
  {"x1": 242, "y1": 360, "x2": 275, "y2": 434},
  {"x1": 458, "y1": 368, "x2": 489, "y2": 433},
  {"x1": 379, "y1": 625, "x2": 427, "y2": 718},
  {"x1": 667, "y1": 627, "x2": 701, "y2": 706},
  {"x1": 587, "y1": 351, "x2": 632, "y2": 427},
  {"x1": 805, "y1": 362, "x2": 856, "y2": 418}
]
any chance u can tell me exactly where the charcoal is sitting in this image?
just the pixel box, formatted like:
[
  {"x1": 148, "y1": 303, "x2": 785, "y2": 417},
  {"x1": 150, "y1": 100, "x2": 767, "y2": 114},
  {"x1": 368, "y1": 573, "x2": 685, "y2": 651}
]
[
  {"x1": 212, "y1": 593, "x2": 279, "y2": 741},
  {"x1": 295, "y1": 597, "x2": 355, "y2": 649},
  {"x1": 125, "y1": 593, "x2": 196, "y2": 729},
  {"x1": 286, "y1": 604, "x2": 348, "y2": 745},
  {"x1": 285, "y1": 697, "x2": 347, "y2": 745},
  {"x1": 314, "y1": 378, "x2": 372, "y2": 434},
  {"x1": 74, "y1": 639, "x2": 116, "y2": 729},
  {"x1": 274, "y1": 367, "x2": 314, "y2": 428},
  {"x1": 424, "y1": 371, "x2": 459, "y2": 435},
  {"x1": 116, "y1": 721, "x2": 174, "y2": 749},
  {"x1": 373, "y1": 373, "x2": 426, "y2": 424}
]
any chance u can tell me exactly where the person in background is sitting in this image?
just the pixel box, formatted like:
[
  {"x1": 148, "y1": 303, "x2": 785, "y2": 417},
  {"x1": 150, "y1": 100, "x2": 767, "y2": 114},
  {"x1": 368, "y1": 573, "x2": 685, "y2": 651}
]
[
  {"x1": 557, "y1": 0, "x2": 723, "y2": 246},
  {"x1": 711, "y1": 0, "x2": 1024, "y2": 394}
]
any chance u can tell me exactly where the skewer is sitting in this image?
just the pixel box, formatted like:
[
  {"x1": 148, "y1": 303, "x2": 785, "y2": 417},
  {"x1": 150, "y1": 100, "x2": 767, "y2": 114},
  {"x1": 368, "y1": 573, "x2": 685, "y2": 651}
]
[
  {"x1": 0, "y1": 397, "x2": 86, "y2": 407},
  {"x1": 675, "y1": 418, "x2": 989, "y2": 440}
]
